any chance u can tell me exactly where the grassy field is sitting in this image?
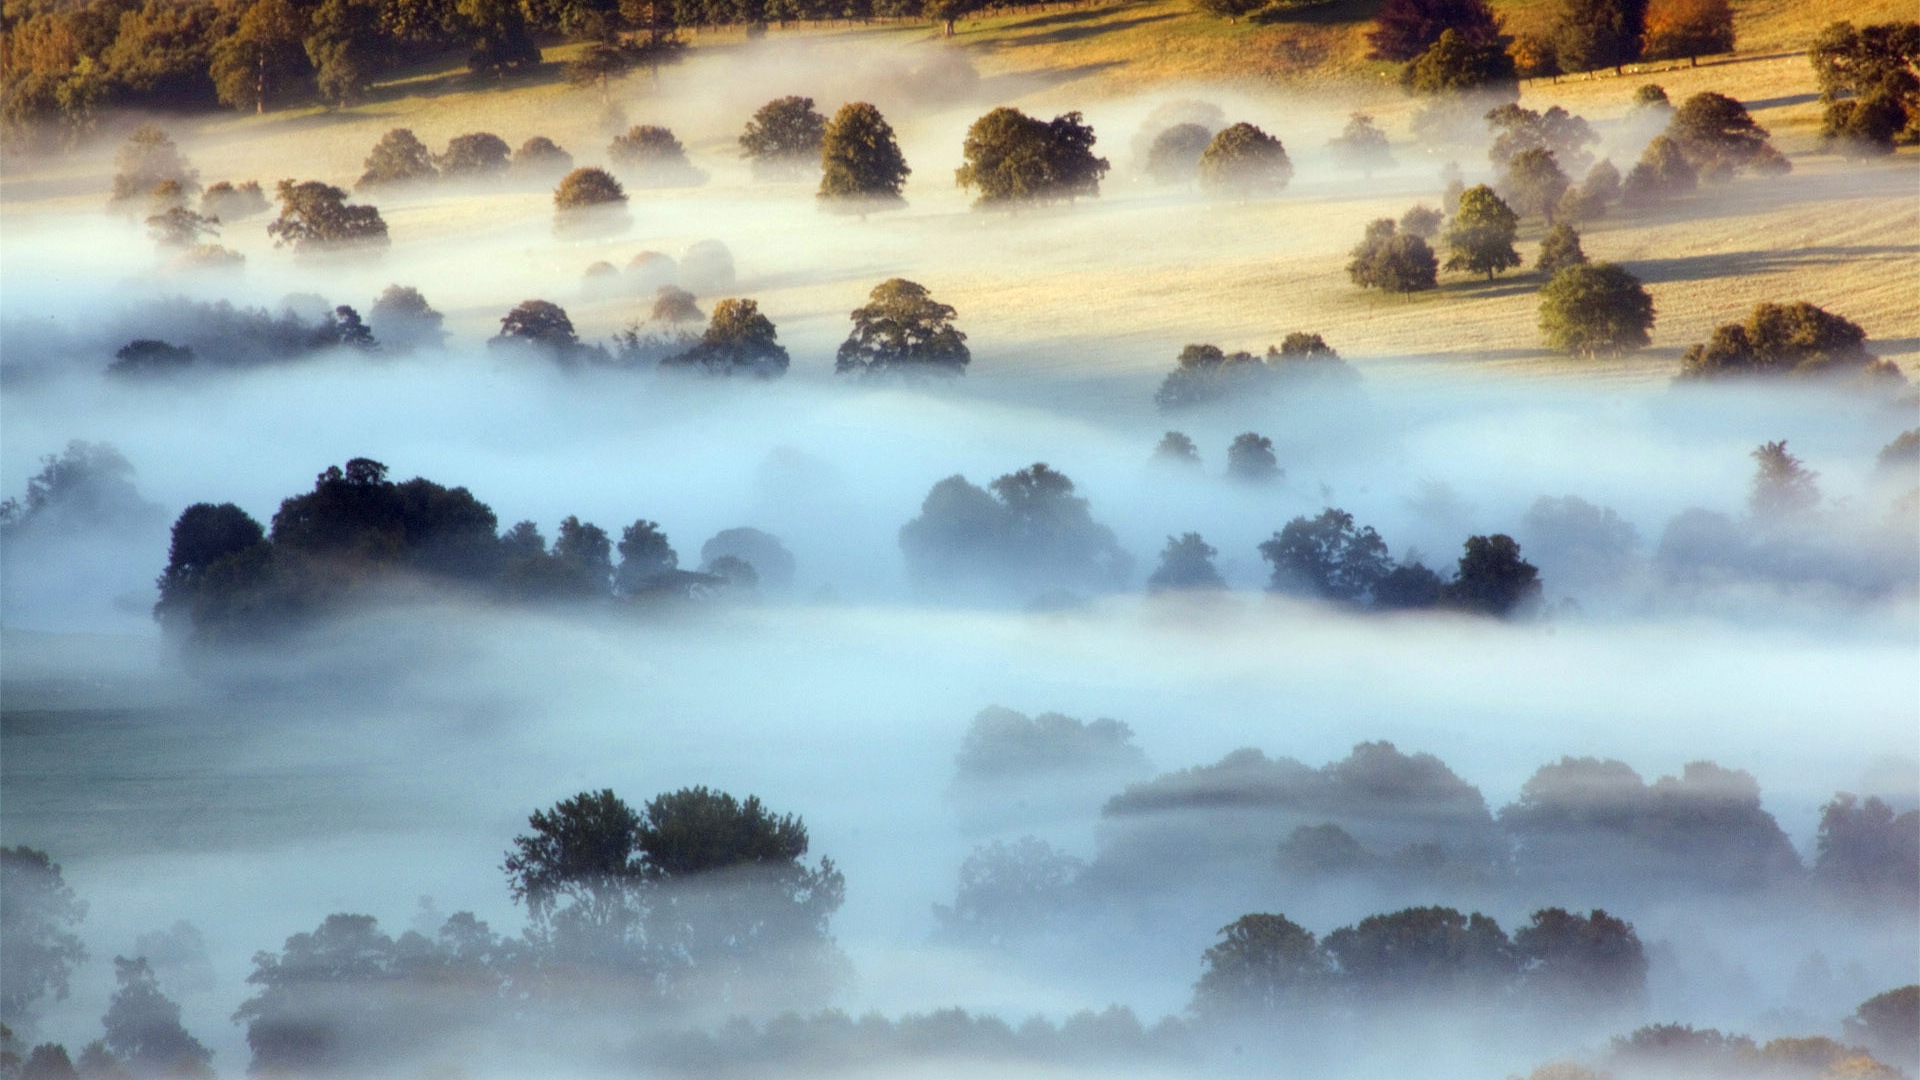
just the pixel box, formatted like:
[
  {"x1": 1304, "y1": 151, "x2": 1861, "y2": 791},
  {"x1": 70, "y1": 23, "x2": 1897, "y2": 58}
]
[{"x1": 1, "y1": 0, "x2": 1915, "y2": 388}]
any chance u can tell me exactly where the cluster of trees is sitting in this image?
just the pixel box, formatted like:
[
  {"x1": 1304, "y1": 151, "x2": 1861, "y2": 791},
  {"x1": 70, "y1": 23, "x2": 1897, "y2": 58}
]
[
  {"x1": 1148, "y1": 431, "x2": 1287, "y2": 483},
  {"x1": 1357, "y1": 0, "x2": 1736, "y2": 90},
  {"x1": 358, "y1": 127, "x2": 575, "y2": 189},
  {"x1": 0, "y1": 442, "x2": 162, "y2": 541},
  {"x1": 1677, "y1": 301, "x2": 1905, "y2": 385},
  {"x1": 1522, "y1": 1011, "x2": 1916, "y2": 1080},
  {"x1": 1151, "y1": 335, "x2": 1356, "y2": 412},
  {"x1": 152, "y1": 457, "x2": 782, "y2": 643},
  {"x1": 955, "y1": 107, "x2": 1107, "y2": 207},
  {"x1": 104, "y1": 287, "x2": 443, "y2": 377},
  {"x1": 1191, "y1": 905, "x2": 1647, "y2": 1025},
  {"x1": 946, "y1": 706, "x2": 1152, "y2": 835},
  {"x1": 1810, "y1": 21, "x2": 1920, "y2": 157},
  {"x1": 899, "y1": 462, "x2": 1131, "y2": 602}
]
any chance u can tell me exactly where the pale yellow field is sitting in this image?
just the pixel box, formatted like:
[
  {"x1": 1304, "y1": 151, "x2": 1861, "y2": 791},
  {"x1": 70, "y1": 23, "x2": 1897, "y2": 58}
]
[{"x1": 2, "y1": 2, "x2": 1916, "y2": 391}]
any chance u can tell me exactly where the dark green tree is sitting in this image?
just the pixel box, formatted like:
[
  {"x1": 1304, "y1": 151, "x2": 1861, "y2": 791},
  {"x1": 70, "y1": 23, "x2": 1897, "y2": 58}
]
[
  {"x1": 1667, "y1": 91, "x2": 1790, "y2": 178},
  {"x1": 1403, "y1": 28, "x2": 1517, "y2": 94},
  {"x1": 1147, "y1": 533, "x2": 1225, "y2": 592},
  {"x1": 1620, "y1": 134, "x2": 1696, "y2": 205},
  {"x1": 835, "y1": 278, "x2": 969, "y2": 378},
  {"x1": 1324, "y1": 906, "x2": 1517, "y2": 998},
  {"x1": 1190, "y1": 914, "x2": 1329, "y2": 1023},
  {"x1": 1259, "y1": 508, "x2": 1393, "y2": 603},
  {"x1": 1677, "y1": 301, "x2": 1888, "y2": 380},
  {"x1": 305, "y1": 0, "x2": 387, "y2": 106},
  {"x1": 1499, "y1": 147, "x2": 1570, "y2": 222},
  {"x1": 818, "y1": 101, "x2": 910, "y2": 211},
  {"x1": 458, "y1": 0, "x2": 542, "y2": 76},
  {"x1": 1513, "y1": 908, "x2": 1648, "y2": 1012},
  {"x1": 614, "y1": 520, "x2": 678, "y2": 594},
  {"x1": 1444, "y1": 534, "x2": 1542, "y2": 617},
  {"x1": 492, "y1": 299, "x2": 581, "y2": 355},
  {"x1": 436, "y1": 132, "x2": 512, "y2": 178},
  {"x1": 153, "y1": 503, "x2": 268, "y2": 633},
  {"x1": 1809, "y1": 21, "x2": 1920, "y2": 155},
  {"x1": 1538, "y1": 262, "x2": 1654, "y2": 357},
  {"x1": 210, "y1": 0, "x2": 310, "y2": 113},
  {"x1": 1441, "y1": 184, "x2": 1521, "y2": 280},
  {"x1": 955, "y1": 107, "x2": 1108, "y2": 207},
  {"x1": 740, "y1": 95, "x2": 828, "y2": 179},
  {"x1": 1348, "y1": 219, "x2": 1439, "y2": 293},
  {"x1": 1197, "y1": 122, "x2": 1292, "y2": 199}
]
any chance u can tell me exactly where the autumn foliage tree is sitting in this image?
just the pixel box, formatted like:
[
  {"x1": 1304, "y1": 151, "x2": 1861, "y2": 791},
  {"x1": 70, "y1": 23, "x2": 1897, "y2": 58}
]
[{"x1": 1640, "y1": 0, "x2": 1734, "y2": 64}]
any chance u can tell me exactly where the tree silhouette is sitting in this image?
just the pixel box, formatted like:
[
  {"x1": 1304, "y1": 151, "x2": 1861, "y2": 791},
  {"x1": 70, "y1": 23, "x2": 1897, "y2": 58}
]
[
  {"x1": 835, "y1": 278, "x2": 970, "y2": 378},
  {"x1": 1147, "y1": 533, "x2": 1226, "y2": 591}
]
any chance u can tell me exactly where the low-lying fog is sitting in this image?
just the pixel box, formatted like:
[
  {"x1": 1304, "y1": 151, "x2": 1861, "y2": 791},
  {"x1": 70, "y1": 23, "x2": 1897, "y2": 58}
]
[{"x1": 3, "y1": 33, "x2": 1917, "y2": 1080}]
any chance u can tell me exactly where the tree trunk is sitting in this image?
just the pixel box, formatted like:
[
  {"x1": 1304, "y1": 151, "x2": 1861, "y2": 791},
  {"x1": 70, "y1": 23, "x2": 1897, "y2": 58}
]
[
  {"x1": 256, "y1": 52, "x2": 266, "y2": 114},
  {"x1": 943, "y1": 16, "x2": 955, "y2": 35}
]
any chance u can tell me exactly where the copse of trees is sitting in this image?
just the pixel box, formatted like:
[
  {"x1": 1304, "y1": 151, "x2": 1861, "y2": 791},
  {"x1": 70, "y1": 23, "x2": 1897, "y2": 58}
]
[
  {"x1": 1666, "y1": 91, "x2": 1790, "y2": 179},
  {"x1": 1192, "y1": 905, "x2": 1646, "y2": 1022},
  {"x1": 437, "y1": 131, "x2": 511, "y2": 178},
  {"x1": 1539, "y1": 262, "x2": 1654, "y2": 357},
  {"x1": 818, "y1": 102, "x2": 910, "y2": 212},
  {"x1": 1348, "y1": 219, "x2": 1439, "y2": 293},
  {"x1": 835, "y1": 278, "x2": 969, "y2": 379},
  {"x1": 661, "y1": 298, "x2": 789, "y2": 378},
  {"x1": 1811, "y1": 21, "x2": 1920, "y2": 157},
  {"x1": 1257, "y1": 507, "x2": 1545, "y2": 617},
  {"x1": 266, "y1": 180, "x2": 389, "y2": 253},
  {"x1": 1402, "y1": 28, "x2": 1518, "y2": 96},
  {"x1": 1676, "y1": 301, "x2": 1901, "y2": 383},
  {"x1": 1487, "y1": 103, "x2": 1598, "y2": 178},
  {"x1": 899, "y1": 463, "x2": 1131, "y2": 600},
  {"x1": 740, "y1": 95, "x2": 827, "y2": 179},
  {"x1": 1551, "y1": 0, "x2": 1651, "y2": 75},
  {"x1": 1153, "y1": 335, "x2": 1357, "y2": 412},
  {"x1": 955, "y1": 107, "x2": 1108, "y2": 208}
]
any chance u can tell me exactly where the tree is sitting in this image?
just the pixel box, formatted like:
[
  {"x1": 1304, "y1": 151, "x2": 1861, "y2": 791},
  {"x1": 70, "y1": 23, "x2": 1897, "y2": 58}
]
[
  {"x1": 552, "y1": 516, "x2": 615, "y2": 593},
  {"x1": 818, "y1": 102, "x2": 910, "y2": 211},
  {"x1": 1367, "y1": 0, "x2": 1504, "y2": 61},
  {"x1": 614, "y1": 520, "x2": 678, "y2": 594},
  {"x1": 1154, "y1": 432, "x2": 1201, "y2": 467},
  {"x1": 1815, "y1": 794, "x2": 1919, "y2": 901},
  {"x1": 1536, "y1": 223, "x2": 1586, "y2": 274},
  {"x1": 458, "y1": 0, "x2": 541, "y2": 75},
  {"x1": 1373, "y1": 560, "x2": 1445, "y2": 609},
  {"x1": 504, "y1": 789, "x2": 647, "y2": 948},
  {"x1": 1145, "y1": 123, "x2": 1213, "y2": 185},
  {"x1": 513, "y1": 136, "x2": 574, "y2": 175},
  {"x1": 699, "y1": 528, "x2": 794, "y2": 592},
  {"x1": 202, "y1": 180, "x2": 270, "y2": 221},
  {"x1": 1259, "y1": 508, "x2": 1393, "y2": 603},
  {"x1": 1845, "y1": 986, "x2": 1919, "y2": 1069},
  {"x1": 1677, "y1": 301, "x2": 1891, "y2": 381},
  {"x1": 1348, "y1": 219, "x2": 1439, "y2": 293},
  {"x1": 1191, "y1": 914, "x2": 1329, "y2": 1023},
  {"x1": 1748, "y1": 440, "x2": 1819, "y2": 524},
  {"x1": 1620, "y1": 135, "x2": 1696, "y2": 205},
  {"x1": 19, "y1": 1042, "x2": 79, "y2": 1079},
  {"x1": 1640, "y1": 0, "x2": 1733, "y2": 64},
  {"x1": 1809, "y1": 21, "x2": 1920, "y2": 156},
  {"x1": 1499, "y1": 148, "x2": 1570, "y2": 222},
  {"x1": 1513, "y1": 908, "x2": 1648, "y2": 1012},
  {"x1": 740, "y1": 96, "x2": 827, "y2": 179},
  {"x1": 210, "y1": 0, "x2": 310, "y2": 113},
  {"x1": 1197, "y1": 122, "x2": 1291, "y2": 199},
  {"x1": 492, "y1": 299, "x2": 582, "y2": 356},
  {"x1": 1403, "y1": 28, "x2": 1518, "y2": 95},
  {"x1": 1551, "y1": 0, "x2": 1648, "y2": 75},
  {"x1": 898, "y1": 464, "x2": 1131, "y2": 597},
  {"x1": 933, "y1": 838, "x2": 1085, "y2": 949},
  {"x1": 146, "y1": 206, "x2": 221, "y2": 251},
  {"x1": 1225, "y1": 433, "x2": 1279, "y2": 483},
  {"x1": 0, "y1": 848, "x2": 87, "y2": 1031},
  {"x1": 266, "y1": 180, "x2": 389, "y2": 253},
  {"x1": 1441, "y1": 184, "x2": 1521, "y2": 280},
  {"x1": 1323, "y1": 906, "x2": 1517, "y2": 998},
  {"x1": 358, "y1": 128, "x2": 437, "y2": 189},
  {"x1": 1328, "y1": 113, "x2": 1393, "y2": 176},
  {"x1": 98, "y1": 957, "x2": 213, "y2": 1079},
  {"x1": 1147, "y1": 533, "x2": 1225, "y2": 592},
  {"x1": 1668, "y1": 91, "x2": 1790, "y2": 178},
  {"x1": 368, "y1": 285, "x2": 446, "y2": 350},
  {"x1": 110, "y1": 124, "x2": 199, "y2": 205},
  {"x1": 1538, "y1": 262, "x2": 1654, "y2": 357},
  {"x1": 955, "y1": 107, "x2": 1109, "y2": 207},
  {"x1": 835, "y1": 278, "x2": 970, "y2": 378},
  {"x1": 1486, "y1": 103, "x2": 1598, "y2": 176},
  {"x1": 1445, "y1": 533, "x2": 1542, "y2": 617},
  {"x1": 436, "y1": 132, "x2": 511, "y2": 178},
  {"x1": 153, "y1": 503, "x2": 268, "y2": 632},
  {"x1": 1556, "y1": 159, "x2": 1619, "y2": 223},
  {"x1": 664, "y1": 299, "x2": 789, "y2": 378},
  {"x1": 609, "y1": 124, "x2": 702, "y2": 186},
  {"x1": 305, "y1": 0, "x2": 386, "y2": 106}
]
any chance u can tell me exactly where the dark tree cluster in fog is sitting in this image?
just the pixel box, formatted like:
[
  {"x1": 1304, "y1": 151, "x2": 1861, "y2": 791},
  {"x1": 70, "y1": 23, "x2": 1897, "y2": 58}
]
[{"x1": 1153, "y1": 336, "x2": 1356, "y2": 412}]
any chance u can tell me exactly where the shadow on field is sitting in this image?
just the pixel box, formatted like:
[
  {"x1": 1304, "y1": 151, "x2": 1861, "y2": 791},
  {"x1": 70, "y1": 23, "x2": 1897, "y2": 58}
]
[
  {"x1": 1628, "y1": 244, "x2": 1920, "y2": 285},
  {"x1": 974, "y1": 11, "x2": 1180, "y2": 49},
  {"x1": 1744, "y1": 92, "x2": 1820, "y2": 111}
]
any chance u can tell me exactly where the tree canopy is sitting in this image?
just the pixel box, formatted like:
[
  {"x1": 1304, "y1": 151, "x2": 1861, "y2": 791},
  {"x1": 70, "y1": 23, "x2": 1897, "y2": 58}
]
[
  {"x1": 1441, "y1": 184, "x2": 1521, "y2": 280},
  {"x1": 955, "y1": 107, "x2": 1108, "y2": 207},
  {"x1": 1197, "y1": 122, "x2": 1292, "y2": 198},
  {"x1": 835, "y1": 278, "x2": 970, "y2": 378},
  {"x1": 1538, "y1": 262, "x2": 1654, "y2": 357},
  {"x1": 818, "y1": 102, "x2": 911, "y2": 210},
  {"x1": 740, "y1": 95, "x2": 827, "y2": 178}
]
